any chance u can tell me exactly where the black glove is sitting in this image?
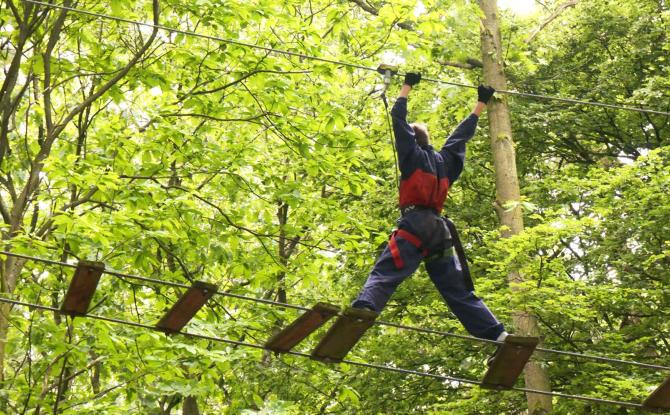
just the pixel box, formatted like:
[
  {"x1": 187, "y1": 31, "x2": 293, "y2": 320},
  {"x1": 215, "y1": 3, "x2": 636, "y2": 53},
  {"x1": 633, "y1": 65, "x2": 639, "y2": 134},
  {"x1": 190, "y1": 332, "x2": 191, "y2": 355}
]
[
  {"x1": 477, "y1": 85, "x2": 495, "y2": 104},
  {"x1": 404, "y1": 73, "x2": 421, "y2": 87}
]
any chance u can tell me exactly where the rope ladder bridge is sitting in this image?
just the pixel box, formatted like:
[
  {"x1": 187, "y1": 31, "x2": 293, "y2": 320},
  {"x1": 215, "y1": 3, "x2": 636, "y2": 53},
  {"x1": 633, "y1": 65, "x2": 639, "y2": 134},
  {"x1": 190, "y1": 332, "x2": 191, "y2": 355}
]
[{"x1": 0, "y1": 251, "x2": 669, "y2": 412}]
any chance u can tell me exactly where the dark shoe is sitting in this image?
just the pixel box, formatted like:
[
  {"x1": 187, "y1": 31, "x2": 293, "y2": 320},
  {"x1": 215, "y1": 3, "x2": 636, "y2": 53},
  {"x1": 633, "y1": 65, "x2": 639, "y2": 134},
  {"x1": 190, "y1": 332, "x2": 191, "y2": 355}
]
[
  {"x1": 351, "y1": 301, "x2": 376, "y2": 313},
  {"x1": 486, "y1": 332, "x2": 509, "y2": 367},
  {"x1": 487, "y1": 346, "x2": 502, "y2": 367}
]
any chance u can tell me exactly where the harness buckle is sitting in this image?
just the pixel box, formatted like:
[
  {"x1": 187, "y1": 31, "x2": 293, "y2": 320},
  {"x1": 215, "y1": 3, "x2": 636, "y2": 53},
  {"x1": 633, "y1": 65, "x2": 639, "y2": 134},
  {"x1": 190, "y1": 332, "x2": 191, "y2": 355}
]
[{"x1": 400, "y1": 205, "x2": 437, "y2": 216}]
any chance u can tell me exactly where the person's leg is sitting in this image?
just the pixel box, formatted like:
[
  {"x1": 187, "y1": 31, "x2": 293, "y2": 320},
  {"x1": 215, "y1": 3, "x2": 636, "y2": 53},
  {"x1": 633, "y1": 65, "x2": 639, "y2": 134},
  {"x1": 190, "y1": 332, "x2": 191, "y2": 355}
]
[
  {"x1": 425, "y1": 255, "x2": 505, "y2": 340},
  {"x1": 352, "y1": 234, "x2": 423, "y2": 312}
]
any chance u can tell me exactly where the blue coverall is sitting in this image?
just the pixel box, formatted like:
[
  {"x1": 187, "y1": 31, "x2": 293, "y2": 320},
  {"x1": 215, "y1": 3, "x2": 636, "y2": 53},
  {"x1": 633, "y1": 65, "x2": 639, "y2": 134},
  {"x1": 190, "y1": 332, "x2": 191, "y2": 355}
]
[{"x1": 352, "y1": 97, "x2": 505, "y2": 341}]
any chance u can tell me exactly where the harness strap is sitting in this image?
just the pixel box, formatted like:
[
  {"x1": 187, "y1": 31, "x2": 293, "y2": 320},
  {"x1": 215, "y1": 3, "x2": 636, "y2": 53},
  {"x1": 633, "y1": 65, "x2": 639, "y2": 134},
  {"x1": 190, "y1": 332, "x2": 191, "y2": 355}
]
[
  {"x1": 400, "y1": 205, "x2": 438, "y2": 216},
  {"x1": 389, "y1": 229, "x2": 429, "y2": 269},
  {"x1": 388, "y1": 233, "x2": 404, "y2": 269},
  {"x1": 443, "y1": 217, "x2": 475, "y2": 292}
]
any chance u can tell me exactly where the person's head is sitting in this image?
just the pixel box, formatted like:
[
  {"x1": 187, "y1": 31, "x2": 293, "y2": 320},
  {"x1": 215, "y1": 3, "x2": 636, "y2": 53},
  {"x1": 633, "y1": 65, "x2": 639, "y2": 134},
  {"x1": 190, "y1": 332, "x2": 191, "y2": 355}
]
[{"x1": 411, "y1": 123, "x2": 430, "y2": 147}]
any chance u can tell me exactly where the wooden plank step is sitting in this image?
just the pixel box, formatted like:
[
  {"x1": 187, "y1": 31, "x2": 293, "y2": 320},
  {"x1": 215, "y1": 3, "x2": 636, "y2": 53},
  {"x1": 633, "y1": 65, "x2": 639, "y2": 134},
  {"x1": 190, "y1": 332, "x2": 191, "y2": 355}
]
[
  {"x1": 644, "y1": 375, "x2": 670, "y2": 412},
  {"x1": 481, "y1": 335, "x2": 539, "y2": 390},
  {"x1": 61, "y1": 261, "x2": 105, "y2": 316},
  {"x1": 265, "y1": 302, "x2": 340, "y2": 353},
  {"x1": 156, "y1": 281, "x2": 217, "y2": 334},
  {"x1": 311, "y1": 307, "x2": 378, "y2": 363}
]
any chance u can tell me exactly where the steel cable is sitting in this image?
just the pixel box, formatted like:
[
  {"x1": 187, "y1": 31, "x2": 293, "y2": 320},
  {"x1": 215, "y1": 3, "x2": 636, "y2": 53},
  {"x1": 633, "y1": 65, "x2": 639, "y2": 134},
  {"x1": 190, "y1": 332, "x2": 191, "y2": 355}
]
[
  {"x1": 3, "y1": 250, "x2": 669, "y2": 372},
  {"x1": 0, "y1": 296, "x2": 651, "y2": 411},
  {"x1": 21, "y1": 0, "x2": 670, "y2": 117}
]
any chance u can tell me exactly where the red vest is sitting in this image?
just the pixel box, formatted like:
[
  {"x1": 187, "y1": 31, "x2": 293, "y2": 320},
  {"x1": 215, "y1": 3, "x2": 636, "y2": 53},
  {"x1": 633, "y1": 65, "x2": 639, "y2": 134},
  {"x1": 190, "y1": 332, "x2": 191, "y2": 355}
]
[{"x1": 399, "y1": 154, "x2": 450, "y2": 213}]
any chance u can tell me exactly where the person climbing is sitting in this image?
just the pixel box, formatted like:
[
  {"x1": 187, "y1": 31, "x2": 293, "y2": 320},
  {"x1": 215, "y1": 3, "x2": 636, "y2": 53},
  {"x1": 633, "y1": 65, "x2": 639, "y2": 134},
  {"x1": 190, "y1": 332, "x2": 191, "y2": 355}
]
[{"x1": 352, "y1": 72, "x2": 509, "y2": 343}]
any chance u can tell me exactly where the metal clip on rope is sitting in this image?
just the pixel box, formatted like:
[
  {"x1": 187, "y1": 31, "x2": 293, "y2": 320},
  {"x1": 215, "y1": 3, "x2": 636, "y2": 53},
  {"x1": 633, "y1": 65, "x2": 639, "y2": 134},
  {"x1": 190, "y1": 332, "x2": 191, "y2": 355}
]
[
  {"x1": 376, "y1": 64, "x2": 400, "y2": 189},
  {"x1": 376, "y1": 64, "x2": 398, "y2": 109}
]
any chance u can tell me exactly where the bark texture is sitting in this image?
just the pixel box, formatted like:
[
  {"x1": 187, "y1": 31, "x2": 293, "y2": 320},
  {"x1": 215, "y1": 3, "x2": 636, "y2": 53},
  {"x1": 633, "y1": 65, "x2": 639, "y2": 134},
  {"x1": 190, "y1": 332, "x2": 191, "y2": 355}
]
[
  {"x1": 183, "y1": 396, "x2": 201, "y2": 415},
  {"x1": 477, "y1": 0, "x2": 553, "y2": 413}
]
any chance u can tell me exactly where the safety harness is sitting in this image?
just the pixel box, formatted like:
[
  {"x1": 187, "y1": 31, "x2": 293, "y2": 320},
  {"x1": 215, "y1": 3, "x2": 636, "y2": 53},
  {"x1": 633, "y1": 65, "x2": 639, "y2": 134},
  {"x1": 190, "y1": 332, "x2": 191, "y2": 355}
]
[
  {"x1": 388, "y1": 213, "x2": 475, "y2": 292},
  {"x1": 388, "y1": 229, "x2": 429, "y2": 269},
  {"x1": 444, "y1": 217, "x2": 475, "y2": 291}
]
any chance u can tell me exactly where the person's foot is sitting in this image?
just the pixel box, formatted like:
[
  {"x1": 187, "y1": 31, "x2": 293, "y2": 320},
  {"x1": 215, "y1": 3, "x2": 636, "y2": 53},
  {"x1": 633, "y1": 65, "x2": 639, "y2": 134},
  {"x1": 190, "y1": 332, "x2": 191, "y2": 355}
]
[
  {"x1": 486, "y1": 331, "x2": 510, "y2": 367},
  {"x1": 486, "y1": 346, "x2": 501, "y2": 367},
  {"x1": 351, "y1": 301, "x2": 376, "y2": 313}
]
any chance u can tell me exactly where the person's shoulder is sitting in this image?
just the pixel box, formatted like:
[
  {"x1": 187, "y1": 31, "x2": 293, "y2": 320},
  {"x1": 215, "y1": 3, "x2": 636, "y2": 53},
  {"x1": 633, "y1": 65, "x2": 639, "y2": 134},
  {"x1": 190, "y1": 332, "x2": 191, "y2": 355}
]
[
  {"x1": 416, "y1": 145, "x2": 441, "y2": 161},
  {"x1": 419, "y1": 145, "x2": 437, "y2": 155}
]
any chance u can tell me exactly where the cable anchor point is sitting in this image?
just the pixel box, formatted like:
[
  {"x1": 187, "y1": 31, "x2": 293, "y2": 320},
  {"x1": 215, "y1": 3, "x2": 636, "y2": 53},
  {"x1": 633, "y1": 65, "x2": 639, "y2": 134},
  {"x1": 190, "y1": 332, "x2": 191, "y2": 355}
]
[{"x1": 376, "y1": 63, "x2": 398, "y2": 89}]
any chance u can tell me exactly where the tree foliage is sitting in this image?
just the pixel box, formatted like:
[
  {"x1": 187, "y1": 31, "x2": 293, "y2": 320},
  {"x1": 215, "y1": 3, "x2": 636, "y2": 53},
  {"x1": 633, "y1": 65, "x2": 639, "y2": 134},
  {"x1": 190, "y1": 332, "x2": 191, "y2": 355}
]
[{"x1": 0, "y1": 0, "x2": 668, "y2": 413}]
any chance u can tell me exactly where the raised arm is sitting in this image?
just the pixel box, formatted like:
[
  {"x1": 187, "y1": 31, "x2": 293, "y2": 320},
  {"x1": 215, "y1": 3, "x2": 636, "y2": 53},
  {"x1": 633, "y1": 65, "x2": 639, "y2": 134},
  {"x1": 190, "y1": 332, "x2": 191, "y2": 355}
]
[
  {"x1": 391, "y1": 73, "x2": 422, "y2": 165},
  {"x1": 440, "y1": 85, "x2": 495, "y2": 183}
]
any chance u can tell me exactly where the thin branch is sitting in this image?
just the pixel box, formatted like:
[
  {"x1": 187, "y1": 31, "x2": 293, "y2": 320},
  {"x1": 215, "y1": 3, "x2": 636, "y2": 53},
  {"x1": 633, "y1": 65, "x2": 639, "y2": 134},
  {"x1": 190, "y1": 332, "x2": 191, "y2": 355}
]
[
  {"x1": 5, "y1": 0, "x2": 23, "y2": 25},
  {"x1": 160, "y1": 112, "x2": 272, "y2": 124},
  {"x1": 348, "y1": 0, "x2": 414, "y2": 30},
  {"x1": 44, "y1": 356, "x2": 106, "y2": 393},
  {"x1": 34, "y1": 186, "x2": 98, "y2": 238},
  {"x1": 437, "y1": 58, "x2": 483, "y2": 69},
  {"x1": 525, "y1": 0, "x2": 579, "y2": 44},
  {"x1": 61, "y1": 186, "x2": 98, "y2": 212},
  {"x1": 45, "y1": 0, "x2": 161, "y2": 146},
  {"x1": 189, "y1": 69, "x2": 310, "y2": 97},
  {"x1": 59, "y1": 370, "x2": 158, "y2": 412},
  {"x1": 0, "y1": 194, "x2": 10, "y2": 225},
  {"x1": 42, "y1": 0, "x2": 71, "y2": 133}
]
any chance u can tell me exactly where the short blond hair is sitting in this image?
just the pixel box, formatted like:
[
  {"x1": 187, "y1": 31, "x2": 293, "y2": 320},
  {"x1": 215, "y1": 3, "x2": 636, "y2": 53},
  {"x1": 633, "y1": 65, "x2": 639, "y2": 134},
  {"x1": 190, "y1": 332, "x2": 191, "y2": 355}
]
[{"x1": 410, "y1": 123, "x2": 430, "y2": 147}]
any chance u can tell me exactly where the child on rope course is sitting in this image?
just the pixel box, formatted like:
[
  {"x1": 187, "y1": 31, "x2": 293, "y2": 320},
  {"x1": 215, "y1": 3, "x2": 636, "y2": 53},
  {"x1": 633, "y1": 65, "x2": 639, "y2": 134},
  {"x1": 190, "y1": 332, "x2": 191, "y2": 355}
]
[{"x1": 352, "y1": 73, "x2": 509, "y2": 344}]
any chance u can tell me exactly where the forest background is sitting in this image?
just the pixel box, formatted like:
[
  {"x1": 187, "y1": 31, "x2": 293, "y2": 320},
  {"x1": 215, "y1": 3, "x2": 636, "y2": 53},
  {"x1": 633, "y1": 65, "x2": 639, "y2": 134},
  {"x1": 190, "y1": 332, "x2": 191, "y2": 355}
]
[{"x1": 0, "y1": 0, "x2": 669, "y2": 413}]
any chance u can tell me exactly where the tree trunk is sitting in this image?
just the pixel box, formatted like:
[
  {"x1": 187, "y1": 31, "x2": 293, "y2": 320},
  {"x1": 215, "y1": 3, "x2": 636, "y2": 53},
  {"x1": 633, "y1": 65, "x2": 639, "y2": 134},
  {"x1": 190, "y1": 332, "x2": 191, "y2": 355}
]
[
  {"x1": 0, "y1": 257, "x2": 26, "y2": 382},
  {"x1": 478, "y1": 1, "x2": 553, "y2": 413},
  {"x1": 277, "y1": 201, "x2": 290, "y2": 304},
  {"x1": 0, "y1": 303, "x2": 9, "y2": 384},
  {"x1": 183, "y1": 396, "x2": 200, "y2": 415}
]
